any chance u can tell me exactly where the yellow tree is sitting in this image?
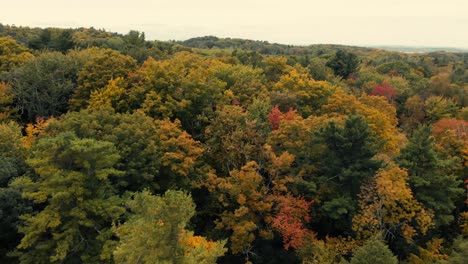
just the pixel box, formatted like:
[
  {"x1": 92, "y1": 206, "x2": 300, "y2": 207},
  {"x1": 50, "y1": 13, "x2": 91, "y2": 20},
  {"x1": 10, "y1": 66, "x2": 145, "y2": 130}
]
[
  {"x1": 0, "y1": 36, "x2": 34, "y2": 73},
  {"x1": 271, "y1": 64, "x2": 335, "y2": 117},
  {"x1": 88, "y1": 77, "x2": 128, "y2": 111},
  {"x1": 353, "y1": 165, "x2": 434, "y2": 243},
  {"x1": 70, "y1": 48, "x2": 136, "y2": 110},
  {"x1": 205, "y1": 150, "x2": 296, "y2": 258},
  {"x1": 0, "y1": 82, "x2": 15, "y2": 122},
  {"x1": 128, "y1": 52, "x2": 227, "y2": 135}
]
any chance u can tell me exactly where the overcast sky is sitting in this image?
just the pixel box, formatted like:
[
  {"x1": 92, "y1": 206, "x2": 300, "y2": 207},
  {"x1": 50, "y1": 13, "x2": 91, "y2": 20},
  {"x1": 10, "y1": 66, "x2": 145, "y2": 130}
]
[{"x1": 2, "y1": 0, "x2": 467, "y2": 47}]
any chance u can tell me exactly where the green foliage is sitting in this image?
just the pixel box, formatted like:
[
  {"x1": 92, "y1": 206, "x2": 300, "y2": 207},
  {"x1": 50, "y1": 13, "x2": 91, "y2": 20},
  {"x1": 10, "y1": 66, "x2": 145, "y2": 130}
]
[
  {"x1": 326, "y1": 50, "x2": 360, "y2": 78},
  {"x1": 397, "y1": 125, "x2": 464, "y2": 226},
  {"x1": 350, "y1": 237, "x2": 398, "y2": 264},
  {"x1": 424, "y1": 96, "x2": 458, "y2": 122},
  {"x1": 0, "y1": 121, "x2": 25, "y2": 186},
  {"x1": 113, "y1": 190, "x2": 226, "y2": 264},
  {"x1": 0, "y1": 187, "x2": 32, "y2": 263},
  {"x1": 448, "y1": 236, "x2": 468, "y2": 264},
  {"x1": 129, "y1": 52, "x2": 227, "y2": 135},
  {"x1": 10, "y1": 133, "x2": 124, "y2": 263},
  {"x1": 8, "y1": 52, "x2": 77, "y2": 122},
  {"x1": 315, "y1": 115, "x2": 382, "y2": 232},
  {"x1": 45, "y1": 108, "x2": 204, "y2": 193}
]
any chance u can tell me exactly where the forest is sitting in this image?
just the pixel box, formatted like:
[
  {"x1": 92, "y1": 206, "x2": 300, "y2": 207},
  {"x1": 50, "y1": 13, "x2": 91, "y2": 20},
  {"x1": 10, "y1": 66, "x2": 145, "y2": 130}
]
[{"x1": 0, "y1": 24, "x2": 467, "y2": 263}]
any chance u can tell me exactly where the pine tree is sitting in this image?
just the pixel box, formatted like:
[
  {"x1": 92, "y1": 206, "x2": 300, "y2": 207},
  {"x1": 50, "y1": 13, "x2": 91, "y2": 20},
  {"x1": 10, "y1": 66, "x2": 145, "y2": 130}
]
[{"x1": 397, "y1": 125, "x2": 463, "y2": 226}]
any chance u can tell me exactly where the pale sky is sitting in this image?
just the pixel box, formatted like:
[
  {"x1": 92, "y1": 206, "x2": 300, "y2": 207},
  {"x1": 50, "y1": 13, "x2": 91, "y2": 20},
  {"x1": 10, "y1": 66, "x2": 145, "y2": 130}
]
[{"x1": 1, "y1": 0, "x2": 468, "y2": 47}]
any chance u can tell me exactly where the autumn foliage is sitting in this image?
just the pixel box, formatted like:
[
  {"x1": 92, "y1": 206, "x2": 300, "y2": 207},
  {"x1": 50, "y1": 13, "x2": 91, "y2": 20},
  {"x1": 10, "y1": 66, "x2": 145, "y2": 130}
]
[
  {"x1": 0, "y1": 26, "x2": 466, "y2": 264},
  {"x1": 370, "y1": 82, "x2": 397, "y2": 101},
  {"x1": 271, "y1": 195, "x2": 313, "y2": 250}
]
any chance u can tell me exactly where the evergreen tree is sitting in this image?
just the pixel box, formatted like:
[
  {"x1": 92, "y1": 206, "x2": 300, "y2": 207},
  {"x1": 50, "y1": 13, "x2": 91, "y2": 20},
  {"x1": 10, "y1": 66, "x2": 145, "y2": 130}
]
[
  {"x1": 397, "y1": 125, "x2": 463, "y2": 226},
  {"x1": 326, "y1": 50, "x2": 359, "y2": 79},
  {"x1": 316, "y1": 115, "x2": 382, "y2": 233}
]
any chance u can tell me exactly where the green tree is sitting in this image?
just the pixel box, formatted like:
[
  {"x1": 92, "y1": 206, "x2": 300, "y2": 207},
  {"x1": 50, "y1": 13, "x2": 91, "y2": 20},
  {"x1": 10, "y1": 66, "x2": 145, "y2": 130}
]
[
  {"x1": 113, "y1": 190, "x2": 226, "y2": 264},
  {"x1": 0, "y1": 121, "x2": 25, "y2": 186},
  {"x1": 8, "y1": 52, "x2": 77, "y2": 122},
  {"x1": 350, "y1": 236, "x2": 398, "y2": 264},
  {"x1": 44, "y1": 108, "x2": 204, "y2": 193},
  {"x1": 10, "y1": 133, "x2": 124, "y2": 263},
  {"x1": 315, "y1": 115, "x2": 382, "y2": 233},
  {"x1": 326, "y1": 50, "x2": 359, "y2": 79},
  {"x1": 424, "y1": 96, "x2": 458, "y2": 122},
  {"x1": 448, "y1": 236, "x2": 468, "y2": 264},
  {"x1": 0, "y1": 187, "x2": 32, "y2": 263},
  {"x1": 397, "y1": 125, "x2": 464, "y2": 226}
]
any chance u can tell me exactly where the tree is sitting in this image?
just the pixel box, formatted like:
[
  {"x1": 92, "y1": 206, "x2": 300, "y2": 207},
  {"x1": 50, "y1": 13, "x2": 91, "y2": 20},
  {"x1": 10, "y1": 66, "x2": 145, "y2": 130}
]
[
  {"x1": 113, "y1": 190, "x2": 226, "y2": 264},
  {"x1": 353, "y1": 165, "x2": 433, "y2": 244},
  {"x1": 0, "y1": 36, "x2": 33, "y2": 74},
  {"x1": 370, "y1": 82, "x2": 397, "y2": 102},
  {"x1": 0, "y1": 187, "x2": 32, "y2": 263},
  {"x1": 205, "y1": 151, "x2": 296, "y2": 257},
  {"x1": 326, "y1": 50, "x2": 359, "y2": 79},
  {"x1": 212, "y1": 63, "x2": 268, "y2": 106},
  {"x1": 88, "y1": 77, "x2": 128, "y2": 111},
  {"x1": 204, "y1": 105, "x2": 270, "y2": 175},
  {"x1": 397, "y1": 125, "x2": 464, "y2": 226},
  {"x1": 315, "y1": 115, "x2": 382, "y2": 234},
  {"x1": 271, "y1": 195, "x2": 313, "y2": 250},
  {"x1": 0, "y1": 121, "x2": 25, "y2": 186},
  {"x1": 70, "y1": 48, "x2": 136, "y2": 110},
  {"x1": 0, "y1": 82, "x2": 16, "y2": 121},
  {"x1": 407, "y1": 238, "x2": 449, "y2": 264},
  {"x1": 209, "y1": 161, "x2": 274, "y2": 254},
  {"x1": 8, "y1": 52, "x2": 77, "y2": 122},
  {"x1": 322, "y1": 89, "x2": 400, "y2": 154},
  {"x1": 424, "y1": 96, "x2": 458, "y2": 122},
  {"x1": 271, "y1": 64, "x2": 334, "y2": 117},
  {"x1": 43, "y1": 108, "x2": 204, "y2": 193},
  {"x1": 10, "y1": 133, "x2": 125, "y2": 263},
  {"x1": 350, "y1": 236, "x2": 398, "y2": 264},
  {"x1": 447, "y1": 236, "x2": 468, "y2": 264},
  {"x1": 128, "y1": 52, "x2": 227, "y2": 135}
]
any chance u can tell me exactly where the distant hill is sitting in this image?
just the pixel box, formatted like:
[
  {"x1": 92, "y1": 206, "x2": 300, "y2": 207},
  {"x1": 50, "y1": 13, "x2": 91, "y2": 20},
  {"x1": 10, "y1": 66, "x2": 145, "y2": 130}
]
[
  {"x1": 178, "y1": 36, "x2": 376, "y2": 56},
  {"x1": 369, "y1": 45, "x2": 468, "y2": 53}
]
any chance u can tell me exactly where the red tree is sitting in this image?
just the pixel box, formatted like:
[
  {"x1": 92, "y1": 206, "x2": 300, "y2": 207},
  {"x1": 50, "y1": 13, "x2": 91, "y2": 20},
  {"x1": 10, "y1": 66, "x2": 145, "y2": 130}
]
[
  {"x1": 370, "y1": 82, "x2": 397, "y2": 102},
  {"x1": 271, "y1": 195, "x2": 313, "y2": 250}
]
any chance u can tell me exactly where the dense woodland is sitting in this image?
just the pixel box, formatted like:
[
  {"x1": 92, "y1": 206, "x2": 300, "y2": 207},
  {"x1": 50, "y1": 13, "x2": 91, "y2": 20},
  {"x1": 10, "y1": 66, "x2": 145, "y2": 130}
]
[{"x1": 0, "y1": 24, "x2": 467, "y2": 263}]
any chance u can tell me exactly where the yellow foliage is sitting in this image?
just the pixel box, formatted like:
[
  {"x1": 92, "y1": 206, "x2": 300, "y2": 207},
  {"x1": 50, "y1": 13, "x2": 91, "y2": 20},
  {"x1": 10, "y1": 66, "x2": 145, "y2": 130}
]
[
  {"x1": 22, "y1": 117, "x2": 53, "y2": 149},
  {"x1": 88, "y1": 77, "x2": 127, "y2": 110},
  {"x1": 208, "y1": 161, "x2": 275, "y2": 254},
  {"x1": 408, "y1": 238, "x2": 448, "y2": 264},
  {"x1": 322, "y1": 88, "x2": 401, "y2": 154},
  {"x1": 353, "y1": 165, "x2": 434, "y2": 242}
]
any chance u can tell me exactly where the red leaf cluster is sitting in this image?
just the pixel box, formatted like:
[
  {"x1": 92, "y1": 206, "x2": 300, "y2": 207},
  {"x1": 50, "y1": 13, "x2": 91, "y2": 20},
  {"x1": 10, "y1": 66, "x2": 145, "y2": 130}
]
[
  {"x1": 268, "y1": 105, "x2": 299, "y2": 130},
  {"x1": 271, "y1": 195, "x2": 313, "y2": 250},
  {"x1": 370, "y1": 82, "x2": 397, "y2": 101},
  {"x1": 433, "y1": 118, "x2": 468, "y2": 140}
]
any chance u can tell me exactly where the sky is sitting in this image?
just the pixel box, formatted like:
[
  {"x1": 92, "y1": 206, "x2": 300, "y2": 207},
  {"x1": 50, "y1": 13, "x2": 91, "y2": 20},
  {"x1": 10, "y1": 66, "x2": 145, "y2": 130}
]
[{"x1": 1, "y1": 0, "x2": 468, "y2": 48}]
